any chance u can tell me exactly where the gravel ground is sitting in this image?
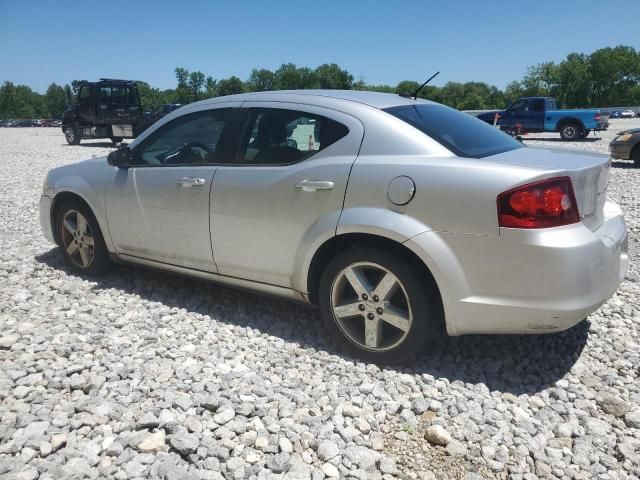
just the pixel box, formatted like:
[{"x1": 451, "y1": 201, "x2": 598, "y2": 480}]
[{"x1": 0, "y1": 124, "x2": 639, "y2": 480}]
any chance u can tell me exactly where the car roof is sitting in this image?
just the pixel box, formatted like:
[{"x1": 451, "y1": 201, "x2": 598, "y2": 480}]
[{"x1": 194, "y1": 90, "x2": 434, "y2": 110}]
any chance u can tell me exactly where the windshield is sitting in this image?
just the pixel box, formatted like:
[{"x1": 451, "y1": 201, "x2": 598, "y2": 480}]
[{"x1": 384, "y1": 104, "x2": 523, "y2": 158}]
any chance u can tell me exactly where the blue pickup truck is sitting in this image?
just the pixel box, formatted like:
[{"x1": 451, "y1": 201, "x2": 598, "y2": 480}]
[{"x1": 477, "y1": 97, "x2": 609, "y2": 140}]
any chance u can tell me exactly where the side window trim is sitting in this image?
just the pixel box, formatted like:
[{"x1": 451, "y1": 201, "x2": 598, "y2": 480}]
[{"x1": 130, "y1": 108, "x2": 238, "y2": 167}]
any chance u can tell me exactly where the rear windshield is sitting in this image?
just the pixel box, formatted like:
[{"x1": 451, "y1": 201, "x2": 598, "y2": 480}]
[{"x1": 384, "y1": 104, "x2": 523, "y2": 158}]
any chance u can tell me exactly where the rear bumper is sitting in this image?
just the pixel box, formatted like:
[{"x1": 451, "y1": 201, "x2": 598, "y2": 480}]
[
  {"x1": 39, "y1": 195, "x2": 55, "y2": 244},
  {"x1": 411, "y1": 200, "x2": 628, "y2": 335},
  {"x1": 609, "y1": 142, "x2": 633, "y2": 160}
]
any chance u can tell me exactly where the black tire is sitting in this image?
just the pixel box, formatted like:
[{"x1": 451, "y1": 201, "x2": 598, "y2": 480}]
[
  {"x1": 318, "y1": 246, "x2": 441, "y2": 364},
  {"x1": 54, "y1": 200, "x2": 111, "y2": 275},
  {"x1": 559, "y1": 122, "x2": 582, "y2": 141},
  {"x1": 110, "y1": 136, "x2": 123, "y2": 145},
  {"x1": 64, "y1": 123, "x2": 81, "y2": 145},
  {"x1": 632, "y1": 145, "x2": 640, "y2": 167}
]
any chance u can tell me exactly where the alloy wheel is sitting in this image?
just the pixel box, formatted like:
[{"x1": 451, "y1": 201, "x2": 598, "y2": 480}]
[
  {"x1": 60, "y1": 210, "x2": 95, "y2": 268},
  {"x1": 563, "y1": 125, "x2": 576, "y2": 139},
  {"x1": 330, "y1": 261, "x2": 413, "y2": 351},
  {"x1": 65, "y1": 128, "x2": 75, "y2": 143}
]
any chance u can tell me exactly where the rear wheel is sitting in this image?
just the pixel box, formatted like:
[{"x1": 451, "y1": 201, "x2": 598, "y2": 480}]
[
  {"x1": 318, "y1": 246, "x2": 440, "y2": 364},
  {"x1": 559, "y1": 122, "x2": 582, "y2": 141},
  {"x1": 55, "y1": 200, "x2": 111, "y2": 275},
  {"x1": 64, "y1": 123, "x2": 81, "y2": 145}
]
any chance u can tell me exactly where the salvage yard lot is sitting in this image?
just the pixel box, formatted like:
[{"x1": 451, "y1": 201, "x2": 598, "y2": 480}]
[{"x1": 0, "y1": 124, "x2": 639, "y2": 479}]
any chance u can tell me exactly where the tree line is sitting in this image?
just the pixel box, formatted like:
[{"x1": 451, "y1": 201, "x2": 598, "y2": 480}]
[{"x1": 1, "y1": 45, "x2": 639, "y2": 119}]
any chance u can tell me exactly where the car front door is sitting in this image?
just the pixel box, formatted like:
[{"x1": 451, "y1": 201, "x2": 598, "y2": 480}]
[
  {"x1": 502, "y1": 99, "x2": 528, "y2": 131},
  {"x1": 105, "y1": 105, "x2": 239, "y2": 272},
  {"x1": 210, "y1": 103, "x2": 364, "y2": 288}
]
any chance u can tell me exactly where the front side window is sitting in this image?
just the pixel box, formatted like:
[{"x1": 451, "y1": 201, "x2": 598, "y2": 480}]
[
  {"x1": 134, "y1": 109, "x2": 231, "y2": 166},
  {"x1": 238, "y1": 108, "x2": 349, "y2": 165},
  {"x1": 79, "y1": 86, "x2": 91, "y2": 102},
  {"x1": 384, "y1": 104, "x2": 523, "y2": 158},
  {"x1": 509, "y1": 99, "x2": 528, "y2": 112}
]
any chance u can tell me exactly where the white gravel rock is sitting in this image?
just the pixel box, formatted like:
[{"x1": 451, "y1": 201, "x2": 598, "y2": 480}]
[{"x1": 1, "y1": 126, "x2": 640, "y2": 478}]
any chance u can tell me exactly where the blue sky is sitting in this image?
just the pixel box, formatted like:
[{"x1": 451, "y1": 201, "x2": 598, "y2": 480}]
[{"x1": 1, "y1": 0, "x2": 639, "y2": 93}]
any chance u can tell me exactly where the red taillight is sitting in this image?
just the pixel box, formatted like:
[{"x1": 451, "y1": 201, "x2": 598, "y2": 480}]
[
  {"x1": 497, "y1": 177, "x2": 580, "y2": 229},
  {"x1": 594, "y1": 112, "x2": 601, "y2": 121}
]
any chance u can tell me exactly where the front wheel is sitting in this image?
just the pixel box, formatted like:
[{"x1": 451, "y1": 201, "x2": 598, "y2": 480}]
[
  {"x1": 64, "y1": 123, "x2": 81, "y2": 145},
  {"x1": 55, "y1": 201, "x2": 111, "y2": 275},
  {"x1": 318, "y1": 247, "x2": 441, "y2": 364},
  {"x1": 559, "y1": 122, "x2": 582, "y2": 141},
  {"x1": 631, "y1": 145, "x2": 640, "y2": 167}
]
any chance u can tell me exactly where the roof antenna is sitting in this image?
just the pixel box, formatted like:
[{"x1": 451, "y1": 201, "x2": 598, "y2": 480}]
[{"x1": 400, "y1": 71, "x2": 440, "y2": 100}]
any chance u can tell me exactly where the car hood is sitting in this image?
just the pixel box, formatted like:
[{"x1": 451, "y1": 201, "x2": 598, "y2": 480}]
[
  {"x1": 48, "y1": 155, "x2": 110, "y2": 182},
  {"x1": 617, "y1": 128, "x2": 640, "y2": 135}
]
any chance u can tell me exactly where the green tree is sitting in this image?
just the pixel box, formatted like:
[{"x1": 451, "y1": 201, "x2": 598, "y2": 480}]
[
  {"x1": 188, "y1": 71, "x2": 206, "y2": 101},
  {"x1": 554, "y1": 53, "x2": 592, "y2": 108},
  {"x1": 44, "y1": 83, "x2": 68, "y2": 118},
  {"x1": 314, "y1": 63, "x2": 353, "y2": 89},
  {"x1": 205, "y1": 76, "x2": 217, "y2": 98},
  {"x1": 395, "y1": 80, "x2": 419, "y2": 96},
  {"x1": 216, "y1": 76, "x2": 245, "y2": 96},
  {"x1": 589, "y1": 45, "x2": 640, "y2": 106},
  {"x1": 275, "y1": 63, "x2": 318, "y2": 89},
  {"x1": 247, "y1": 68, "x2": 276, "y2": 92}
]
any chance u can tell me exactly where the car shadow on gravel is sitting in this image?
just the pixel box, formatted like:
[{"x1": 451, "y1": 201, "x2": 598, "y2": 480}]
[
  {"x1": 611, "y1": 160, "x2": 638, "y2": 169},
  {"x1": 61, "y1": 142, "x2": 120, "y2": 148},
  {"x1": 522, "y1": 137, "x2": 601, "y2": 142},
  {"x1": 36, "y1": 248, "x2": 588, "y2": 395}
]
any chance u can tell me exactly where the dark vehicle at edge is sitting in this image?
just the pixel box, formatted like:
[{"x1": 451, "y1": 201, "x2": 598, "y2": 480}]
[
  {"x1": 610, "y1": 128, "x2": 640, "y2": 165},
  {"x1": 61, "y1": 79, "x2": 147, "y2": 145}
]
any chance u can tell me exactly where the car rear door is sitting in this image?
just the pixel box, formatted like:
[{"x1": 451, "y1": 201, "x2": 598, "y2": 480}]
[
  {"x1": 106, "y1": 104, "x2": 240, "y2": 272},
  {"x1": 210, "y1": 102, "x2": 364, "y2": 288}
]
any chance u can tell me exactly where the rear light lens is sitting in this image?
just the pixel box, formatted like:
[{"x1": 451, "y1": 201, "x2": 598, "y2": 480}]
[
  {"x1": 497, "y1": 177, "x2": 580, "y2": 228},
  {"x1": 594, "y1": 112, "x2": 601, "y2": 121}
]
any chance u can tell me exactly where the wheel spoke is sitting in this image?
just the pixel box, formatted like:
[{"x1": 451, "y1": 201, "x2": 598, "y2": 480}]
[
  {"x1": 364, "y1": 317, "x2": 382, "y2": 348},
  {"x1": 381, "y1": 304, "x2": 410, "y2": 332},
  {"x1": 63, "y1": 217, "x2": 76, "y2": 234},
  {"x1": 66, "y1": 241, "x2": 78, "y2": 256},
  {"x1": 372, "y1": 273, "x2": 398, "y2": 302},
  {"x1": 78, "y1": 246, "x2": 90, "y2": 267},
  {"x1": 77, "y1": 214, "x2": 88, "y2": 235},
  {"x1": 83, "y1": 235, "x2": 94, "y2": 246},
  {"x1": 344, "y1": 267, "x2": 369, "y2": 297},
  {"x1": 333, "y1": 302, "x2": 362, "y2": 319}
]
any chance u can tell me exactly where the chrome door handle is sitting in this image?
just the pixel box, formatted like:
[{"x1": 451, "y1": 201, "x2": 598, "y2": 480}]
[
  {"x1": 295, "y1": 179, "x2": 335, "y2": 192},
  {"x1": 177, "y1": 177, "x2": 206, "y2": 187}
]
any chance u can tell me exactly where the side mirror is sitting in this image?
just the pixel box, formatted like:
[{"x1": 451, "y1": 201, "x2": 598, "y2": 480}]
[{"x1": 107, "y1": 147, "x2": 131, "y2": 168}]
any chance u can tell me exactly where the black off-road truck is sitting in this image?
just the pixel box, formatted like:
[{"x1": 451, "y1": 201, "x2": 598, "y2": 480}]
[{"x1": 62, "y1": 79, "x2": 149, "y2": 145}]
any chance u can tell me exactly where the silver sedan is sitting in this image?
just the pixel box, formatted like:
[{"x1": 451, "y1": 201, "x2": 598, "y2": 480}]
[{"x1": 40, "y1": 90, "x2": 629, "y2": 363}]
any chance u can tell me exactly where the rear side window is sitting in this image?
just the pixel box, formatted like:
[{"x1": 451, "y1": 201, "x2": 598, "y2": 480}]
[
  {"x1": 384, "y1": 104, "x2": 523, "y2": 158},
  {"x1": 238, "y1": 108, "x2": 349, "y2": 165}
]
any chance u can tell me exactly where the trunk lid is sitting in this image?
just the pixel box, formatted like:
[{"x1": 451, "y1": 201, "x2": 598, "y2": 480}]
[{"x1": 490, "y1": 146, "x2": 610, "y2": 231}]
